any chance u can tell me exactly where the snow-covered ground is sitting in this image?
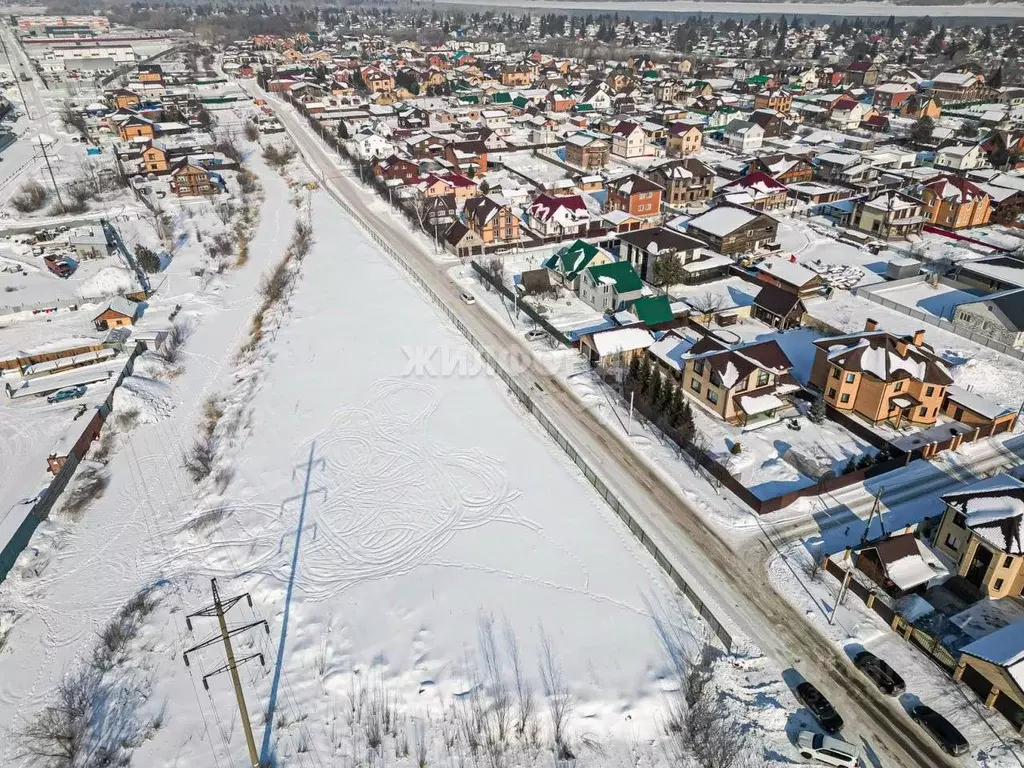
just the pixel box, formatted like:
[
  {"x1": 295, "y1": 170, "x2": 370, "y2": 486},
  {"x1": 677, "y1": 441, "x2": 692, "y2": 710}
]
[{"x1": 867, "y1": 279, "x2": 987, "y2": 321}]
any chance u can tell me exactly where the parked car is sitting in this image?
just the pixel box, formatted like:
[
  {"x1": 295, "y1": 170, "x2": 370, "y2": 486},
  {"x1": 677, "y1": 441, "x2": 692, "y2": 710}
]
[
  {"x1": 525, "y1": 328, "x2": 547, "y2": 342},
  {"x1": 795, "y1": 682, "x2": 844, "y2": 734},
  {"x1": 911, "y1": 705, "x2": 969, "y2": 756},
  {"x1": 796, "y1": 731, "x2": 860, "y2": 767},
  {"x1": 853, "y1": 651, "x2": 905, "y2": 695},
  {"x1": 460, "y1": 290, "x2": 476, "y2": 305},
  {"x1": 46, "y1": 385, "x2": 87, "y2": 404}
]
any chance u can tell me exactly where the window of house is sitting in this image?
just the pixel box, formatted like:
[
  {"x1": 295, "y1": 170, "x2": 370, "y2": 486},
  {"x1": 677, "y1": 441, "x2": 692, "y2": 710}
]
[
  {"x1": 919, "y1": 406, "x2": 928, "y2": 417},
  {"x1": 995, "y1": 579, "x2": 1005, "y2": 591},
  {"x1": 926, "y1": 386, "x2": 934, "y2": 397},
  {"x1": 1005, "y1": 556, "x2": 1014, "y2": 568},
  {"x1": 840, "y1": 393, "x2": 850, "y2": 403},
  {"x1": 707, "y1": 389, "x2": 719, "y2": 405},
  {"x1": 831, "y1": 366, "x2": 840, "y2": 378},
  {"x1": 828, "y1": 388, "x2": 837, "y2": 399},
  {"x1": 845, "y1": 372, "x2": 856, "y2": 383},
  {"x1": 894, "y1": 381, "x2": 903, "y2": 392},
  {"x1": 690, "y1": 378, "x2": 702, "y2": 394},
  {"x1": 757, "y1": 370, "x2": 770, "y2": 387},
  {"x1": 693, "y1": 360, "x2": 705, "y2": 376},
  {"x1": 953, "y1": 512, "x2": 966, "y2": 528},
  {"x1": 945, "y1": 533, "x2": 960, "y2": 550}
]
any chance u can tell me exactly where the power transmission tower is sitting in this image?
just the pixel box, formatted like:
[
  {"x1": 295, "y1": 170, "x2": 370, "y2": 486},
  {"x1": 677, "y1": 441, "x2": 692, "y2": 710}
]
[{"x1": 184, "y1": 578, "x2": 270, "y2": 768}]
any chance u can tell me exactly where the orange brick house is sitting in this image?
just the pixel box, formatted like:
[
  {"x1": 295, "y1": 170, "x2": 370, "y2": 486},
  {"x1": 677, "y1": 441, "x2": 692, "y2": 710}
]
[
  {"x1": 463, "y1": 194, "x2": 520, "y2": 245},
  {"x1": 118, "y1": 115, "x2": 155, "y2": 141},
  {"x1": 809, "y1": 319, "x2": 953, "y2": 428},
  {"x1": 753, "y1": 89, "x2": 792, "y2": 113},
  {"x1": 422, "y1": 173, "x2": 478, "y2": 202},
  {"x1": 606, "y1": 173, "x2": 663, "y2": 220},
  {"x1": 107, "y1": 88, "x2": 141, "y2": 110},
  {"x1": 140, "y1": 143, "x2": 170, "y2": 174},
  {"x1": 920, "y1": 175, "x2": 992, "y2": 230}
]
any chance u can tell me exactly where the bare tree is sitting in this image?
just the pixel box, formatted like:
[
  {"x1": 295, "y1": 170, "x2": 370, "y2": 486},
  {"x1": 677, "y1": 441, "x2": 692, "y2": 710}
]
[
  {"x1": 504, "y1": 620, "x2": 536, "y2": 743},
  {"x1": 689, "y1": 291, "x2": 725, "y2": 323},
  {"x1": 538, "y1": 628, "x2": 574, "y2": 759},
  {"x1": 16, "y1": 669, "x2": 93, "y2": 767}
]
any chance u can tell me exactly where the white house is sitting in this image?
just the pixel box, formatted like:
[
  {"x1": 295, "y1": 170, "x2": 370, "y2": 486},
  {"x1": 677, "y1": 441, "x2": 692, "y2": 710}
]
[
  {"x1": 610, "y1": 121, "x2": 648, "y2": 159},
  {"x1": 935, "y1": 143, "x2": 986, "y2": 172},
  {"x1": 723, "y1": 120, "x2": 764, "y2": 152},
  {"x1": 350, "y1": 129, "x2": 394, "y2": 161},
  {"x1": 828, "y1": 100, "x2": 865, "y2": 130},
  {"x1": 526, "y1": 193, "x2": 592, "y2": 239}
]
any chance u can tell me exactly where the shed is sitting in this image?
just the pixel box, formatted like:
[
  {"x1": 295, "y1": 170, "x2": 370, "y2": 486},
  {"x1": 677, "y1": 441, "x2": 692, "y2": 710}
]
[
  {"x1": 92, "y1": 297, "x2": 139, "y2": 331},
  {"x1": 887, "y1": 257, "x2": 921, "y2": 281}
]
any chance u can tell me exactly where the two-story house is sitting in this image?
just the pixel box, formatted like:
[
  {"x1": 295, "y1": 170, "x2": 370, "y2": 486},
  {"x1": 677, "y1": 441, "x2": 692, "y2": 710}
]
[
  {"x1": 934, "y1": 474, "x2": 1024, "y2": 599},
  {"x1": 920, "y1": 175, "x2": 993, "y2": 230},
  {"x1": 543, "y1": 239, "x2": 614, "y2": 288},
  {"x1": 577, "y1": 260, "x2": 645, "y2": 312},
  {"x1": 718, "y1": 172, "x2": 789, "y2": 211},
  {"x1": 809, "y1": 319, "x2": 953, "y2": 428},
  {"x1": 682, "y1": 203, "x2": 779, "y2": 254},
  {"x1": 666, "y1": 122, "x2": 703, "y2": 156},
  {"x1": 606, "y1": 174, "x2": 664, "y2": 220},
  {"x1": 850, "y1": 191, "x2": 928, "y2": 240},
  {"x1": 564, "y1": 132, "x2": 610, "y2": 170},
  {"x1": 754, "y1": 89, "x2": 792, "y2": 113},
  {"x1": 723, "y1": 119, "x2": 764, "y2": 152},
  {"x1": 678, "y1": 335, "x2": 797, "y2": 426},
  {"x1": 648, "y1": 158, "x2": 715, "y2": 207},
  {"x1": 610, "y1": 120, "x2": 648, "y2": 159},
  {"x1": 618, "y1": 226, "x2": 706, "y2": 283},
  {"x1": 169, "y1": 159, "x2": 218, "y2": 197},
  {"x1": 845, "y1": 60, "x2": 880, "y2": 87},
  {"x1": 525, "y1": 193, "x2": 592, "y2": 239}
]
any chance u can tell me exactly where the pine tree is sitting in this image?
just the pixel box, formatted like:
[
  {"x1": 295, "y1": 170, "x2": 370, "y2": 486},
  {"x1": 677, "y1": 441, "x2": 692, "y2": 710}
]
[
  {"x1": 856, "y1": 453, "x2": 875, "y2": 470},
  {"x1": 808, "y1": 391, "x2": 827, "y2": 423},
  {"x1": 648, "y1": 371, "x2": 663, "y2": 406},
  {"x1": 637, "y1": 356, "x2": 652, "y2": 393},
  {"x1": 669, "y1": 385, "x2": 685, "y2": 427},
  {"x1": 628, "y1": 354, "x2": 641, "y2": 383},
  {"x1": 842, "y1": 457, "x2": 857, "y2": 475},
  {"x1": 678, "y1": 400, "x2": 695, "y2": 440},
  {"x1": 655, "y1": 380, "x2": 673, "y2": 413}
]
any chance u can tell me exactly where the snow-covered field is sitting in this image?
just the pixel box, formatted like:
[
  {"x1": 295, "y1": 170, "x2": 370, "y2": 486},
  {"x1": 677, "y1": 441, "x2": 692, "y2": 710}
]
[{"x1": 868, "y1": 279, "x2": 987, "y2": 321}]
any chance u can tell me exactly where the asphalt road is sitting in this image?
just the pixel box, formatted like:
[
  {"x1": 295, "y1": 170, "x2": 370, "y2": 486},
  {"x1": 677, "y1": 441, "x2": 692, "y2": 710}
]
[{"x1": 257, "y1": 84, "x2": 968, "y2": 768}]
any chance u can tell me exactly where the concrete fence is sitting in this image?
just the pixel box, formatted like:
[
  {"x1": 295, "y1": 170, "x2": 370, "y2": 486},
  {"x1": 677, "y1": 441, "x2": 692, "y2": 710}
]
[{"x1": 289, "y1": 111, "x2": 735, "y2": 651}]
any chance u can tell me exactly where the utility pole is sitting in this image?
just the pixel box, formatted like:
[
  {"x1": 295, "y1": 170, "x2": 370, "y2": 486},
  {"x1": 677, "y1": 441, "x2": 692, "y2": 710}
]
[
  {"x1": 0, "y1": 27, "x2": 30, "y2": 119},
  {"x1": 184, "y1": 578, "x2": 270, "y2": 768},
  {"x1": 860, "y1": 485, "x2": 885, "y2": 545},
  {"x1": 37, "y1": 137, "x2": 64, "y2": 211}
]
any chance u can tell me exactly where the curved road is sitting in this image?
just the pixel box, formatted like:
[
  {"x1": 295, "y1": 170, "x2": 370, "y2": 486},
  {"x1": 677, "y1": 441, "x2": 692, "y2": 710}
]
[{"x1": 256, "y1": 83, "x2": 967, "y2": 768}]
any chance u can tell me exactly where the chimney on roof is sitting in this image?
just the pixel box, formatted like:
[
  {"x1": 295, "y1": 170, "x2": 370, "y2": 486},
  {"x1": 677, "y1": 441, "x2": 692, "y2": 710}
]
[
  {"x1": 864, "y1": 318, "x2": 878, "y2": 332},
  {"x1": 896, "y1": 338, "x2": 909, "y2": 357},
  {"x1": 912, "y1": 329, "x2": 926, "y2": 347}
]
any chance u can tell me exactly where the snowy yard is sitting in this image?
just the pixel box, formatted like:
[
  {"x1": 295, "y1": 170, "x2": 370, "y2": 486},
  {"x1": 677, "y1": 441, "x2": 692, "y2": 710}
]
[
  {"x1": 868, "y1": 279, "x2": 987, "y2": 321},
  {"x1": 499, "y1": 150, "x2": 572, "y2": 186},
  {"x1": 776, "y1": 216, "x2": 888, "y2": 287}
]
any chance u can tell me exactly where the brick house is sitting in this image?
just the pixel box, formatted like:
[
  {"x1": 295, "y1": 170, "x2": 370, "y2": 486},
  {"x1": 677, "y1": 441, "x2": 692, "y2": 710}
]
[
  {"x1": 605, "y1": 174, "x2": 663, "y2": 220},
  {"x1": 754, "y1": 89, "x2": 792, "y2": 113},
  {"x1": 845, "y1": 60, "x2": 879, "y2": 87},
  {"x1": 920, "y1": 175, "x2": 993, "y2": 230},
  {"x1": 809, "y1": 319, "x2": 953, "y2": 428},
  {"x1": 666, "y1": 122, "x2": 703, "y2": 156},
  {"x1": 850, "y1": 191, "x2": 928, "y2": 240},
  {"x1": 648, "y1": 158, "x2": 715, "y2": 207},
  {"x1": 564, "y1": 132, "x2": 610, "y2": 170},
  {"x1": 463, "y1": 194, "x2": 520, "y2": 245},
  {"x1": 525, "y1": 193, "x2": 592, "y2": 239}
]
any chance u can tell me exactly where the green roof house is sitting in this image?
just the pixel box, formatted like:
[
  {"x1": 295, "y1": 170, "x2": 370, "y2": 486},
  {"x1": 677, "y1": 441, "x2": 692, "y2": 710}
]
[
  {"x1": 631, "y1": 294, "x2": 675, "y2": 326},
  {"x1": 579, "y1": 261, "x2": 645, "y2": 312},
  {"x1": 543, "y1": 239, "x2": 610, "y2": 284}
]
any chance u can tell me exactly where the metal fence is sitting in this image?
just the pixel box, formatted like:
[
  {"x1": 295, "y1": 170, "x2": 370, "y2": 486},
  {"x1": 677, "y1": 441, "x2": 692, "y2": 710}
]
[
  {"x1": 469, "y1": 261, "x2": 573, "y2": 348},
  {"x1": 853, "y1": 281, "x2": 1024, "y2": 362},
  {"x1": 289, "y1": 110, "x2": 734, "y2": 651}
]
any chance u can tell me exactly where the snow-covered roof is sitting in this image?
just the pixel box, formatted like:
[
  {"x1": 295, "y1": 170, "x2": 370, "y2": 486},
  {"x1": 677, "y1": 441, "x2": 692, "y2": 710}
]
[
  {"x1": 946, "y1": 385, "x2": 1012, "y2": 420},
  {"x1": 589, "y1": 327, "x2": 654, "y2": 357},
  {"x1": 884, "y1": 538, "x2": 949, "y2": 591},
  {"x1": 756, "y1": 258, "x2": 819, "y2": 289},
  {"x1": 685, "y1": 206, "x2": 759, "y2": 237},
  {"x1": 961, "y1": 620, "x2": 1024, "y2": 695},
  {"x1": 738, "y1": 392, "x2": 784, "y2": 415}
]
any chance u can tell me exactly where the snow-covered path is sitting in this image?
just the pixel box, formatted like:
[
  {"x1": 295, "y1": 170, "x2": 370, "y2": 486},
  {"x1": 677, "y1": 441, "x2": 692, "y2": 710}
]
[{"x1": 0, "y1": 152, "x2": 298, "y2": 759}]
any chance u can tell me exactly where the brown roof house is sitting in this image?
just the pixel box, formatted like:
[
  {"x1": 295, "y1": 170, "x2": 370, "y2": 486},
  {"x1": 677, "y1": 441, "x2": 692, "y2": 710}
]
[
  {"x1": 853, "y1": 532, "x2": 950, "y2": 598},
  {"x1": 682, "y1": 203, "x2": 779, "y2": 255},
  {"x1": 648, "y1": 158, "x2": 715, "y2": 207},
  {"x1": 751, "y1": 284, "x2": 806, "y2": 330},
  {"x1": 809, "y1": 319, "x2": 954, "y2": 429}
]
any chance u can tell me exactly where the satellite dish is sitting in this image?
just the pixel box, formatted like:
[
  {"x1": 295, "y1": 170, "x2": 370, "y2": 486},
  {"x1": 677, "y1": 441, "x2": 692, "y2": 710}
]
[{"x1": 647, "y1": 242, "x2": 659, "y2": 255}]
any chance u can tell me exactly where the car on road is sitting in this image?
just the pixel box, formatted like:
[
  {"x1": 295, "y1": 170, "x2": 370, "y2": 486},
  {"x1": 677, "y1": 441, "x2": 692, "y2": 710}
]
[
  {"x1": 525, "y1": 328, "x2": 547, "y2": 342},
  {"x1": 853, "y1": 650, "x2": 905, "y2": 695},
  {"x1": 796, "y1": 731, "x2": 859, "y2": 767},
  {"x1": 460, "y1": 290, "x2": 476, "y2": 305},
  {"x1": 795, "y1": 682, "x2": 844, "y2": 733},
  {"x1": 46, "y1": 385, "x2": 87, "y2": 404},
  {"x1": 910, "y1": 705, "x2": 969, "y2": 756}
]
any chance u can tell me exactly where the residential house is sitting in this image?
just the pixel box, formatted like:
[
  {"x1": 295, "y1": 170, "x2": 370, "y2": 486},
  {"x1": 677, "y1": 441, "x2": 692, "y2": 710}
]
[
  {"x1": 463, "y1": 194, "x2": 520, "y2": 245},
  {"x1": 372, "y1": 155, "x2": 420, "y2": 184},
  {"x1": 92, "y1": 296, "x2": 139, "y2": 331},
  {"x1": 934, "y1": 475, "x2": 1024, "y2": 599},
  {"x1": 816, "y1": 151, "x2": 880, "y2": 187},
  {"x1": 956, "y1": 621, "x2": 1024, "y2": 731},
  {"x1": 139, "y1": 142, "x2": 169, "y2": 174},
  {"x1": 748, "y1": 154, "x2": 815, "y2": 185},
  {"x1": 751, "y1": 284, "x2": 806, "y2": 330},
  {"x1": 609, "y1": 121, "x2": 648, "y2": 159},
  {"x1": 928, "y1": 71, "x2": 993, "y2": 103},
  {"x1": 444, "y1": 221, "x2": 485, "y2": 259},
  {"x1": 755, "y1": 257, "x2": 824, "y2": 298},
  {"x1": 682, "y1": 204, "x2": 779, "y2": 255},
  {"x1": 618, "y1": 226, "x2": 706, "y2": 283},
  {"x1": 850, "y1": 192, "x2": 928, "y2": 240},
  {"x1": 606, "y1": 174, "x2": 663, "y2": 220},
  {"x1": 754, "y1": 89, "x2": 792, "y2": 113},
  {"x1": 107, "y1": 88, "x2": 140, "y2": 110},
  {"x1": 169, "y1": 159, "x2": 218, "y2": 197},
  {"x1": 579, "y1": 326, "x2": 654, "y2": 370},
  {"x1": 749, "y1": 109, "x2": 792, "y2": 140},
  {"x1": 809, "y1": 320, "x2": 953, "y2": 428},
  {"x1": 69, "y1": 226, "x2": 108, "y2": 260},
  {"x1": 845, "y1": 60, "x2": 880, "y2": 87},
  {"x1": 543, "y1": 239, "x2": 613, "y2": 287},
  {"x1": 723, "y1": 119, "x2": 764, "y2": 152},
  {"x1": 828, "y1": 97, "x2": 865, "y2": 130},
  {"x1": 852, "y1": 533, "x2": 949, "y2": 598},
  {"x1": 666, "y1": 122, "x2": 703, "y2": 156},
  {"x1": 982, "y1": 131, "x2": 1024, "y2": 169},
  {"x1": 920, "y1": 175, "x2": 992, "y2": 230},
  {"x1": 564, "y1": 132, "x2": 610, "y2": 170},
  {"x1": 935, "y1": 143, "x2": 986, "y2": 172},
  {"x1": 952, "y1": 289, "x2": 1024, "y2": 350},
  {"x1": 525, "y1": 193, "x2": 592, "y2": 239},
  {"x1": 421, "y1": 193, "x2": 457, "y2": 235},
  {"x1": 900, "y1": 93, "x2": 942, "y2": 120},
  {"x1": 351, "y1": 129, "x2": 394, "y2": 161},
  {"x1": 648, "y1": 158, "x2": 715, "y2": 207},
  {"x1": 118, "y1": 115, "x2": 155, "y2": 141},
  {"x1": 422, "y1": 173, "x2": 478, "y2": 202},
  {"x1": 872, "y1": 82, "x2": 916, "y2": 111},
  {"x1": 680, "y1": 336, "x2": 797, "y2": 426},
  {"x1": 718, "y1": 172, "x2": 789, "y2": 211},
  {"x1": 578, "y1": 261, "x2": 645, "y2": 312}
]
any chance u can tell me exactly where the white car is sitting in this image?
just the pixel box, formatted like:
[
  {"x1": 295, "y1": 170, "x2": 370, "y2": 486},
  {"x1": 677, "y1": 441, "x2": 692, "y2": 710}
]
[
  {"x1": 525, "y1": 328, "x2": 546, "y2": 342},
  {"x1": 796, "y1": 731, "x2": 859, "y2": 767},
  {"x1": 460, "y1": 291, "x2": 476, "y2": 305}
]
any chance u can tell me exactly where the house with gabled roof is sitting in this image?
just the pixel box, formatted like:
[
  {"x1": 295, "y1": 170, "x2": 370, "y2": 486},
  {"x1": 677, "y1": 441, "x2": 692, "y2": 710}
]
[
  {"x1": 606, "y1": 173, "x2": 663, "y2": 220},
  {"x1": 682, "y1": 203, "x2": 778, "y2": 255},
  {"x1": 920, "y1": 175, "x2": 992, "y2": 230},
  {"x1": 956, "y1": 618, "x2": 1024, "y2": 731},
  {"x1": 718, "y1": 172, "x2": 789, "y2": 212},
  {"x1": 463, "y1": 194, "x2": 519, "y2": 245},
  {"x1": 543, "y1": 238, "x2": 613, "y2": 287},
  {"x1": 578, "y1": 260, "x2": 645, "y2": 312},
  {"x1": 618, "y1": 226, "x2": 706, "y2": 284},
  {"x1": 525, "y1": 193, "x2": 591, "y2": 239}
]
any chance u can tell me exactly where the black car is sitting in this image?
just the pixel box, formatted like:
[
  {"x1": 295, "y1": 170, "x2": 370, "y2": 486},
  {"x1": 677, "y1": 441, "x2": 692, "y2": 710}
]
[
  {"x1": 795, "y1": 681, "x2": 844, "y2": 734},
  {"x1": 853, "y1": 650, "x2": 906, "y2": 695},
  {"x1": 911, "y1": 705, "x2": 969, "y2": 756}
]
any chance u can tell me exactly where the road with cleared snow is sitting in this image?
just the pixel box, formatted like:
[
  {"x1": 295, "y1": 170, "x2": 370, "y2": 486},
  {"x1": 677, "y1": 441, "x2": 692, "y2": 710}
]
[{"x1": 254, "y1": 83, "x2": 970, "y2": 768}]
